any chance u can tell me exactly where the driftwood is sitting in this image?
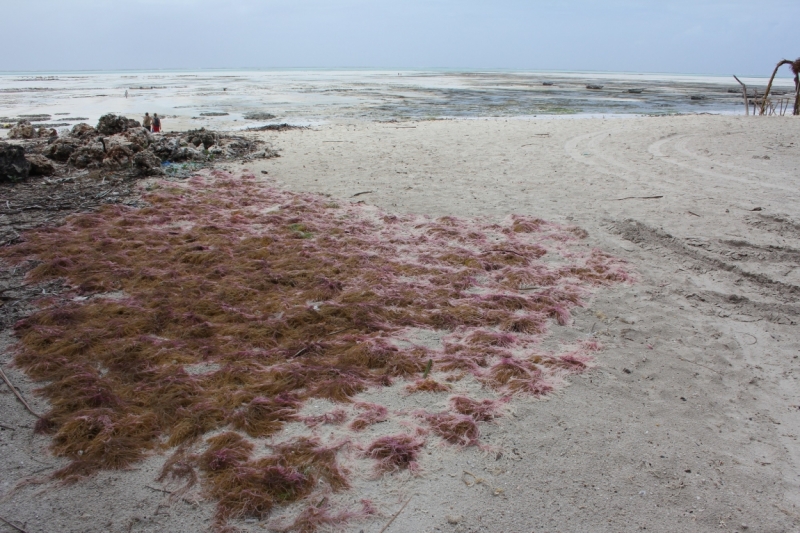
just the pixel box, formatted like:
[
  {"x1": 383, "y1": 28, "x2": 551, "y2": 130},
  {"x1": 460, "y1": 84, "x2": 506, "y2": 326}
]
[
  {"x1": 733, "y1": 75, "x2": 749, "y2": 115},
  {"x1": 761, "y1": 60, "x2": 793, "y2": 115},
  {"x1": 378, "y1": 497, "x2": 413, "y2": 533},
  {"x1": 0, "y1": 366, "x2": 41, "y2": 419},
  {"x1": 756, "y1": 58, "x2": 800, "y2": 116},
  {"x1": 0, "y1": 516, "x2": 29, "y2": 533}
]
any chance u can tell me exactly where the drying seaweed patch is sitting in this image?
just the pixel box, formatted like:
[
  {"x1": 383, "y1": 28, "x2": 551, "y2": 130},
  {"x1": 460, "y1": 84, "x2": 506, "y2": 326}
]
[
  {"x1": 349, "y1": 402, "x2": 388, "y2": 431},
  {"x1": 0, "y1": 169, "x2": 631, "y2": 530},
  {"x1": 404, "y1": 378, "x2": 452, "y2": 394},
  {"x1": 303, "y1": 408, "x2": 349, "y2": 428},
  {"x1": 363, "y1": 433, "x2": 425, "y2": 475},
  {"x1": 419, "y1": 411, "x2": 481, "y2": 447},
  {"x1": 449, "y1": 395, "x2": 507, "y2": 422}
]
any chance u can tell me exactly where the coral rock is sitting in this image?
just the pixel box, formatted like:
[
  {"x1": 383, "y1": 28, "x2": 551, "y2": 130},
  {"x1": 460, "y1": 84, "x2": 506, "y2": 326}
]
[
  {"x1": 133, "y1": 150, "x2": 164, "y2": 176},
  {"x1": 68, "y1": 143, "x2": 105, "y2": 169},
  {"x1": 96, "y1": 114, "x2": 140, "y2": 135},
  {"x1": 26, "y1": 153, "x2": 56, "y2": 176},
  {"x1": 37, "y1": 127, "x2": 58, "y2": 138},
  {"x1": 69, "y1": 123, "x2": 97, "y2": 138},
  {"x1": 102, "y1": 145, "x2": 135, "y2": 170},
  {"x1": 0, "y1": 142, "x2": 31, "y2": 181},
  {"x1": 186, "y1": 128, "x2": 217, "y2": 149},
  {"x1": 7, "y1": 120, "x2": 36, "y2": 140},
  {"x1": 44, "y1": 138, "x2": 81, "y2": 162}
]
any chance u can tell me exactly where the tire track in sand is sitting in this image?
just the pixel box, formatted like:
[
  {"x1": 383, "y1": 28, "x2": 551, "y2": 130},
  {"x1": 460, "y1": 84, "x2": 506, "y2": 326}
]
[{"x1": 648, "y1": 135, "x2": 795, "y2": 193}]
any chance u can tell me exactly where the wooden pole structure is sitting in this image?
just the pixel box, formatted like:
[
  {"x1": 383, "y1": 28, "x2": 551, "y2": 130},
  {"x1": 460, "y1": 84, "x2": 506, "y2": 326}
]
[
  {"x1": 733, "y1": 75, "x2": 749, "y2": 115},
  {"x1": 761, "y1": 60, "x2": 793, "y2": 115}
]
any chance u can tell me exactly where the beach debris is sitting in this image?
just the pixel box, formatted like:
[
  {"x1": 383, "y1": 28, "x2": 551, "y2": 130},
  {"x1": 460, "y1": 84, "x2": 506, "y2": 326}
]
[
  {"x1": 7, "y1": 120, "x2": 37, "y2": 140},
  {"x1": 0, "y1": 143, "x2": 31, "y2": 182},
  {"x1": 613, "y1": 195, "x2": 664, "y2": 201},
  {"x1": 422, "y1": 359, "x2": 433, "y2": 378},
  {"x1": 462, "y1": 470, "x2": 504, "y2": 496},
  {"x1": 199, "y1": 112, "x2": 229, "y2": 117},
  {"x1": 733, "y1": 75, "x2": 750, "y2": 115},
  {"x1": 446, "y1": 514, "x2": 462, "y2": 524},
  {"x1": 0, "y1": 365, "x2": 40, "y2": 418},
  {"x1": 351, "y1": 190, "x2": 373, "y2": 197},
  {"x1": 378, "y1": 497, "x2": 413, "y2": 533},
  {"x1": 0, "y1": 423, "x2": 15, "y2": 431},
  {"x1": 0, "y1": 515, "x2": 30, "y2": 533},
  {"x1": 586, "y1": 84, "x2": 604, "y2": 90},
  {"x1": 542, "y1": 81, "x2": 554, "y2": 86},
  {"x1": 690, "y1": 95, "x2": 706, "y2": 100},
  {"x1": 627, "y1": 88, "x2": 644, "y2": 94}
]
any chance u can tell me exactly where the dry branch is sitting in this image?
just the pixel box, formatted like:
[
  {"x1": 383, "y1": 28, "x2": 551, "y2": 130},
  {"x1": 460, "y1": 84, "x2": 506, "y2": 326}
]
[
  {"x1": 733, "y1": 75, "x2": 749, "y2": 115},
  {"x1": 0, "y1": 516, "x2": 29, "y2": 533},
  {"x1": 378, "y1": 497, "x2": 413, "y2": 533},
  {"x1": 761, "y1": 60, "x2": 793, "y2": 115},
  {"x1": 0, "y1": 367, "x2": 40, "y2": 419},
  {"x1": 613, "y1": 195, "x2": 663, "y2": 201}
]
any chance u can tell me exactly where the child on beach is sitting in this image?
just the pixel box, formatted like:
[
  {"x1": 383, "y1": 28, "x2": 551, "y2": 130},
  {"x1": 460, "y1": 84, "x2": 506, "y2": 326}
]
[
  {"x1": 152, "y1": 113, "x2": 161, "y2": 133},
  {"x1": 143, "y1": 113, "x2": 152, "y2": 132}
]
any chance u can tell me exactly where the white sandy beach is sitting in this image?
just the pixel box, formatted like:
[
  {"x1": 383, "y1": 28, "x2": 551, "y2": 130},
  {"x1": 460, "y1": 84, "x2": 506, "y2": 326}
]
[{"x1": 2, "y1": 114, "x2": 800, "y2": 532}]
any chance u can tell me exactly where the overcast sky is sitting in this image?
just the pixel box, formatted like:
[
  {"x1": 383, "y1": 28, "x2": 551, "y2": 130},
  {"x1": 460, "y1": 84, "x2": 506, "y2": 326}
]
[{"x1": 1, "y1": 0, "x2": 797, "y2": 76}]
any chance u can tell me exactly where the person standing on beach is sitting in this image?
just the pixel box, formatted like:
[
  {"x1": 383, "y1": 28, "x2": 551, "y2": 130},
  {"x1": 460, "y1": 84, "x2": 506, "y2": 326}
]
[
  {"x1": 143, "y1": 113, "x2": 152, "y2": 132},
  {"x1": 125, "y1": 89, "x2": 128, "y2": 98},
  {"x1": 152, "y1": 113, "x2": 162, "y2": 133}
]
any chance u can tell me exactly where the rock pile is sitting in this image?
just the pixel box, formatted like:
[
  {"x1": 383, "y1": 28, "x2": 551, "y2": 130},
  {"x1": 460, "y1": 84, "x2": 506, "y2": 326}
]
[{"x1": 1, "y1": 114, "x2": 277, "y2": 182}]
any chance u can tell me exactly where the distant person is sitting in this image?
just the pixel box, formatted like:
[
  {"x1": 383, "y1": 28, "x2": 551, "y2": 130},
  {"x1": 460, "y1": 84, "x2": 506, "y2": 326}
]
[
  {"x1": 143, "y1": 113, "x2": 152, "y2": 132},
  {"x1": 152, "y1": 113, "x2": 162, "y2": 133},
  {"x1": 125, "y1": 89, "x2": 128, "y2": 98}
]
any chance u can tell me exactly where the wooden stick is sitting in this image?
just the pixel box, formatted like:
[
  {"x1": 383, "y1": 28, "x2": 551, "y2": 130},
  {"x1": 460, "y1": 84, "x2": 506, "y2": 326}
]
[
  {"x1": 733, "y1": 75, "x2": 749, "y2": 115},
  {"x1": 0, "y1": 516, "x2": 29, "y2": 533},
  {"x1": 613, "y1": 195, "x2": 663, "y2": 201},
  {"x1": 378, "y1": 496, "x2": 413, "y2": 533},
  {"x1": 351, "y1": 191, "x2": 373, "y2": 197},
  {"x1": 0, "y1": 423, "x2": 15, "y2": 431},
  {"x1": 0, "y1": 367, "x2": 41, "y2": 419}
]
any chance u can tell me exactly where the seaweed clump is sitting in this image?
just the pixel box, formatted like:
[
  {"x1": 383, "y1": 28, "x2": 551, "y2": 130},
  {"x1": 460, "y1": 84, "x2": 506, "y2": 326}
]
[
  {"x1": 1, "y1": 169, "x2": 630, "y2": 529},
  {"x1": 364, "y1": 434, "x2": 425, "y2": 475}
]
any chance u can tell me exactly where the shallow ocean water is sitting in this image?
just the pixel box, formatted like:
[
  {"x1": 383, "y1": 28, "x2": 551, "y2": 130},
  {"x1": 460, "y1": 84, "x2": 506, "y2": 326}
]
[{"x1": 0, "y1": 69, "x2": 795, "y2": 132}]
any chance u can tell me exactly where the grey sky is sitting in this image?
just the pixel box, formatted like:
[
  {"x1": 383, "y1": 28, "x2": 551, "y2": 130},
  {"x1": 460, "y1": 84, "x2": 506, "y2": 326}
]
[{"x1": 1, "y1": 0, "x2": 797, "y2": 76}]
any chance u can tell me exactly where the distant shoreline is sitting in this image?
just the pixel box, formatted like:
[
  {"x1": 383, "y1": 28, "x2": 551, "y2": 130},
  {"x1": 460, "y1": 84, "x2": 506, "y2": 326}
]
[{"x1": 1, "y1": 70, "x2": 795, "y2": 135}]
